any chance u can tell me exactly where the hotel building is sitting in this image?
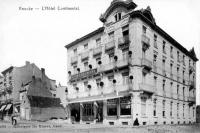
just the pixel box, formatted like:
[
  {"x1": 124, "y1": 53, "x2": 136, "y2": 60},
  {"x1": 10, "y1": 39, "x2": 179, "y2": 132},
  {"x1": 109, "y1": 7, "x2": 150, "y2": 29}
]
[{"x1": 65, "y1": 0, "x2": 198, "y2": 125}]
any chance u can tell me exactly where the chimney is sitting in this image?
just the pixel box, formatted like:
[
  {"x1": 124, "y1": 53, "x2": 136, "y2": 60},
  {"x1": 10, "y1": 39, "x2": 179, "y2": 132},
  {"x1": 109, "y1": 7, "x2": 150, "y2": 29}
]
[
  {"x1": 41, "y1": 68, "x2": 45, "y2": 81},
  {"x1": 26, "y1": 61, "x2": 30, "y2": 66}
]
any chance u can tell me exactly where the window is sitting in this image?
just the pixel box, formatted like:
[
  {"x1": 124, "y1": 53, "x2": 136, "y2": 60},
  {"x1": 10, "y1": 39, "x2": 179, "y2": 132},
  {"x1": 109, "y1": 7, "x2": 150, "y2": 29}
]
[
  {"x1": 183, "y1": 55, "x2": 185, "y2": 65},
  {"x1": 154, "y1": 34, "x2": 157, "y2": 48},
  {"x1": 170, "y1": 63, "x2": 173, "y2": 74},
  {"x1": 120, "y1": 96, "x2": 131, "y2": 115},
  {"x1": 142, "y1": 25, "x2": 147, "y2": 34},
  {"x1": 73, "y1": 48, "x2": 77, "y2": 55},
  {"x1": 183, "y1": 70, "x2": 185, "y2": 80},
  {"x1": 83, "y1": 103, "x2": 94, "y2": 116},
  {"x1": 108, "y1": 31, "x2": 114, "y2": 40},
  {"x1": 114, "y1": 12, "x2": 122, "y2": 21},
  {"x1": 108, "y1": 75, "x2": 114, "y2": 86},
  {"x1": 183, "y1": 87, "x2": 185, "y2": 98},
  {"x1": 163, "y1": 41, "x2": 166, "y2": 54},
  {"x1": 96, "y1": 57, "x2": 101, "y2": 65},
  {"x1": 96, "y1": 38, "x2": 101, "y2": 46},
  {"x1": 183, "y1": 104, "x2": 185, "y2": 117},
  {"x1": 96, "y1": 78, "x2": 101, "y2": 88},
  {"x1": 177, "y1": 103, "x2": 179, "y2": 117},
  {"x1": 141, "y1": 98, "x2": 146, "y2": 116},
  {"x1": 162, "y1": 100, "x2": 165, "y2": 117},
  {"x1": 170, "y1": 46, "x2": 173, "y2": 58},
  {"x1": 170, "y1": 102, "x2": 173, "y2": 117},
  {"x1": 84, "y1": 61, "x2": 88, "y2": 71},
  {"x1": 84, "y1": 81, "x2": 88, "y2": 90},
  {"x1": 163, "y1": 79, "x2": 166, "y2": 94},
  {"x1": 122, "y1": 72, "x2": 129, "y2": 85},
  {"x1": 73, "y1": 65, "x2": 77, "y2": 74},
  {"x1": 162, "y1": 58, "x2": 166, "y2": 71},
  {"x1": 153, "y1": 54, "x2": 157, "y2": 65},
  {"x1": 153, "y1": 99, "x2": 157, "y2": 116},
  {"x1": 84, "y1": 44, "x2": 88, "y2": 49},
  {"x1": 177, "y1": 51, "x2": 180, "y2": 62},
  {"x1": 177, "y1": 67, "x2": 179, "y2": 77},
  {"x1": 109, "y1": 54, "x2": 114, "y2": 62},
  {"x1": 154, "y1": 76, "x2": 157, "y2": 87},
  {"x1": 107, "y1": 99, "x2": 117, "y2": 116},
  {"x1": 122, "y1": 51, "x2": 128, "y2": 59}
]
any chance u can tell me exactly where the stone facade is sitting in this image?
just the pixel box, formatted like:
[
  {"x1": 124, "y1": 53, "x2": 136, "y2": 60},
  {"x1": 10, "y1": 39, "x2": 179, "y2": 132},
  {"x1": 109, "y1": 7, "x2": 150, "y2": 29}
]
[
  {"x1": 65, "y1": 0, "x2": 198, "y2": 126},
  {"x1": 0, "y1": 61, "x2": 56, "y2": 120}
]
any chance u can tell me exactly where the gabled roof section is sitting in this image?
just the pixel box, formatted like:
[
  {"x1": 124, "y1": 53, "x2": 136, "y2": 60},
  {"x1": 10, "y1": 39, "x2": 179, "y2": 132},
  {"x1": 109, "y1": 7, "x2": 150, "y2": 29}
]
[
  {"x1": 1, "y1": 66, "x2": 14, "y2": 75},
  {"x1": 142, "y1": 6, "x2": 156, "y2": 25},
  {"x1": 99, "y1": 0, "x2": 137, "y2": 23},
  {"x1": 65, "y1": 27, "x2": 104, "y2": 49},
  {"x1": 129, "y1": 10, "x2": 198, "y2": 62},
  {"x1": 189, "y1": 47, "x2": 197, "y2": 60}
]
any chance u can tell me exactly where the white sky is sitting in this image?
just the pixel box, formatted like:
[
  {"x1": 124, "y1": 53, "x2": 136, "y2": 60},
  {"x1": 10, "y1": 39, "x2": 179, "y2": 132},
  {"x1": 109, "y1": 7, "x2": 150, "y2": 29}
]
[{"x1": 0, "y1": 0, "x2": 200, "y2": 104}]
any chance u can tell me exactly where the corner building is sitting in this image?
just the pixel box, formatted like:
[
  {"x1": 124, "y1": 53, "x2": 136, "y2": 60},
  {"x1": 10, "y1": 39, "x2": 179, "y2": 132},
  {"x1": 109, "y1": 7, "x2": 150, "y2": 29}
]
[{"x1": 65, "y1": 0, "x2": 198, "y2": 126}]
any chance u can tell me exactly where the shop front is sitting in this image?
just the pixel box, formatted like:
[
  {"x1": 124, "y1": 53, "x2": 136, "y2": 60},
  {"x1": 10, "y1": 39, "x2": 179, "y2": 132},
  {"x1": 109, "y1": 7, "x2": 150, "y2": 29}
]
[{"x1": 69, "y1": 94, "x2": 132, "y2": 125}]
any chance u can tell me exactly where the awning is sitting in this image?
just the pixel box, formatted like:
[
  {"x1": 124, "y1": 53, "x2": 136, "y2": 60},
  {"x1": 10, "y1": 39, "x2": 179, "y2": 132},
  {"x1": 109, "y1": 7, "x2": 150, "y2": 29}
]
[
  {"x1": 4, "y1": 104, "x2": 12, "y2": 111},
  {"x1": 0, "y1": 105, "x2": 7, "y2": 111},
  {"x1": 67, "y1": 91, "x2": 130, "y2": 104}
]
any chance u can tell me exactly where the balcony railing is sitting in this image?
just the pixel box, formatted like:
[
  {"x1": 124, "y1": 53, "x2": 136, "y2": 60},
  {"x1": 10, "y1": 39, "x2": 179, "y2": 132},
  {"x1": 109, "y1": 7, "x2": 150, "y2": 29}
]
[
  {"x1": 141, "y1": 58, "x2": 152, "y2": 71},
  {"x1": 189, "y1": 66, "x2": 194, "y2": 74},
  {"x1": 139, "y1": 83, "x2": 156, "y2": 94},
  {"x1": 188, "y1": 96, "x2": 195, "y2": 102},
  {"x1": 118, "y1": 36, "x2": 129, "y2": 50},
  {"x1": 142, "y1": 34, "x2": 150, "y2": 51},
  {"x1": 71, "y1": 56, "x2": 78, "y2": 64},
  {"x1": 81, "y1": 52, "x2": 89, "y2": 61},
  {"x1": 189, "y1": 81, "x2": 195, "y2": 90},
  {"x1": 93, "y1": 46, "x2": 102, "y2": 56},
  {"x1": 105, "y1": 39, "x2": 115, "y2": 51},
  {"x1": 70, "y1": 69, "x2": 97, "y2": 82}
]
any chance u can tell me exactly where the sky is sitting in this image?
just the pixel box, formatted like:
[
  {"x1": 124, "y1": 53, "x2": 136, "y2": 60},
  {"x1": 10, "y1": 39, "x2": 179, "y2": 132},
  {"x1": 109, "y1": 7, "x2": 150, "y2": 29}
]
[{"x1": 0, "y1": 0, "x2": 200, "y2": 104}]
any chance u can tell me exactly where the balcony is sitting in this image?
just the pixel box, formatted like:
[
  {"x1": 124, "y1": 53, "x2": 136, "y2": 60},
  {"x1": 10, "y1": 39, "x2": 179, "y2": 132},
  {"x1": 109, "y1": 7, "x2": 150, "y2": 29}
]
[
  {"x1": 93, "y1": 46, "x2": 102, "y2": 56},
  {"x1": 118, "y1": 36, "x2": 130, "y2": 50},
  {"x1": 98, "y1": 61, "x2": 115, "y2": 72},
  {"x1": 189, "y1": 66, "x2": 194, "y2": 74},
  {"x1": 71, "y1": 56, "x2": 78, "y2": 64},
  {"x1": 81, "y1": 52, "x2": 89, "y2": 61},
  {"x1": 105, "y1": 39, "x2": 115, "y2": 51},
  {"x1": 69, "y1": 69, "x2": 97, "y2": 82},
  {"x1": 188, "y1": 96, "x2": 195, "y2": 102},
  {"x1": 153, "y1": 64, "x2": 157, "y2": 73},
  {"x1": 188, "y1": 96, "x2": 195, "y2": 106},
  {"x1": 142, "y1": 34, "x2": 150, "y2": 51},
  {"x1": 139, "y1": 83, "x2": 156, "y2": 95},
  {"x1": 141, "y1": 58, "x2": 152, "y2": 73},
  {"x1": 162, "y1": 70, "x2": 167, "y2": 76},
  {"x1": 170, "y1": 73, "x2": 173, "y2": 79},
  {"x1": 189, "y1": 81, "x2": 195, "y2": 90}
]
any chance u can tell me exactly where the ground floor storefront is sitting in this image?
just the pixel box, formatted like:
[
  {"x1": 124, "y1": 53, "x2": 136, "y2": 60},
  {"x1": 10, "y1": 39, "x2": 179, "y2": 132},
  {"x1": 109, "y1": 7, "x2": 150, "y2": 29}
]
[{"x1": 67, "y1": 92, "x2": 196, "y2": 126}]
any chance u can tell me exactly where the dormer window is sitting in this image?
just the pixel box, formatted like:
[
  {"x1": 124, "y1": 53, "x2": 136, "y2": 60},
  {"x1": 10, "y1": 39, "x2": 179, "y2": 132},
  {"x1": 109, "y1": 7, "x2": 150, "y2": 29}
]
[
  {"x1": 73, "y1": 48, "x2": 77, "y2": 55},
  {"x1": 114, "y1": 12, "x2": 121, "y2": 22}
]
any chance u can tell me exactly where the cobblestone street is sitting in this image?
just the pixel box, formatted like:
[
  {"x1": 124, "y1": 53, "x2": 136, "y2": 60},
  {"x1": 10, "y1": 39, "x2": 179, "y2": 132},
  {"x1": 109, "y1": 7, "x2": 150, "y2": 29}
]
[{"x1": 0, "y1": 121, "x2": 200, "y2": 133}]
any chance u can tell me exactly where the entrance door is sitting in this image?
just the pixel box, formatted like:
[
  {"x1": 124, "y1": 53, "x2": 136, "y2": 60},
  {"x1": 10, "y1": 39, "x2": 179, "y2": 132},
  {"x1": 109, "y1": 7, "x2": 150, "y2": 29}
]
[
  {"x1": 96, "y1": 102, "x2": 103, "y2": 122},
  {"x1": 70, "y1": 103, "x2": 80, "y2": 122},
  {"x1": 25, "y1": 108, "x2": 30, "y2": 120}
]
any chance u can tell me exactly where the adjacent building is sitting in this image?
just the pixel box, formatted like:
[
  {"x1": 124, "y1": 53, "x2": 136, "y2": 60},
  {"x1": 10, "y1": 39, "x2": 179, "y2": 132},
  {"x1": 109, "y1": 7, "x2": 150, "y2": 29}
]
[
  {"x1": 65, "y1": 0, "x2": 198, "y2": 126},
  {"x1": 0, "y1": 61, "x2": 57, "y2": 120},
  {"x1": 19, "y1": 76, "x2": 66, "y2": 121}
]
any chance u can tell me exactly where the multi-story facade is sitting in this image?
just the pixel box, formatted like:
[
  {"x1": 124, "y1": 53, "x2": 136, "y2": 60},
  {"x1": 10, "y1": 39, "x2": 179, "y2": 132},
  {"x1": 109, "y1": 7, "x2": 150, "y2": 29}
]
[
  {"x1": 0, "y1": 61, "x2": 57, "y2": 120},
  {"x1": 65, "y1": 0, "x2": 198, "y2": 126}
]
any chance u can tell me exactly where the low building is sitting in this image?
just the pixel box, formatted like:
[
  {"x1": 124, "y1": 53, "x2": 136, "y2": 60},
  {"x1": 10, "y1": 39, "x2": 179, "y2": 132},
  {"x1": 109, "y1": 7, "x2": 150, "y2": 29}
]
[
  {"x1": 19, "y1": 76, "x2": 67, "y2": 121},
  {"x1": 55, "y1": 84, "x2": 68, "y2": 107},
  {"x1": 0, "y1": 61, "x2": 57, "y2": 120}
]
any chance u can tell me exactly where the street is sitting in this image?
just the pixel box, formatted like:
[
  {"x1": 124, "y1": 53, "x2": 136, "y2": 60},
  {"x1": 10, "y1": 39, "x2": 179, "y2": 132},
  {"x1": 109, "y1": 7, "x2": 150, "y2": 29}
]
[{"x1": 0, "y1": 121, "x2": 200, "y2": 133}]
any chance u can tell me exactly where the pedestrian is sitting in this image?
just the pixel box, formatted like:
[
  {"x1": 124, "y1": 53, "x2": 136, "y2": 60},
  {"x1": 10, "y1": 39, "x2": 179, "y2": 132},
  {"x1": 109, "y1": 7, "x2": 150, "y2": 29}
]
[
  {"x1": 133, "y1": 114, "x2": 139, "y2": 126},
  {"x1": 11, "y1": 114, "x2": 17, "y2": 126}
]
